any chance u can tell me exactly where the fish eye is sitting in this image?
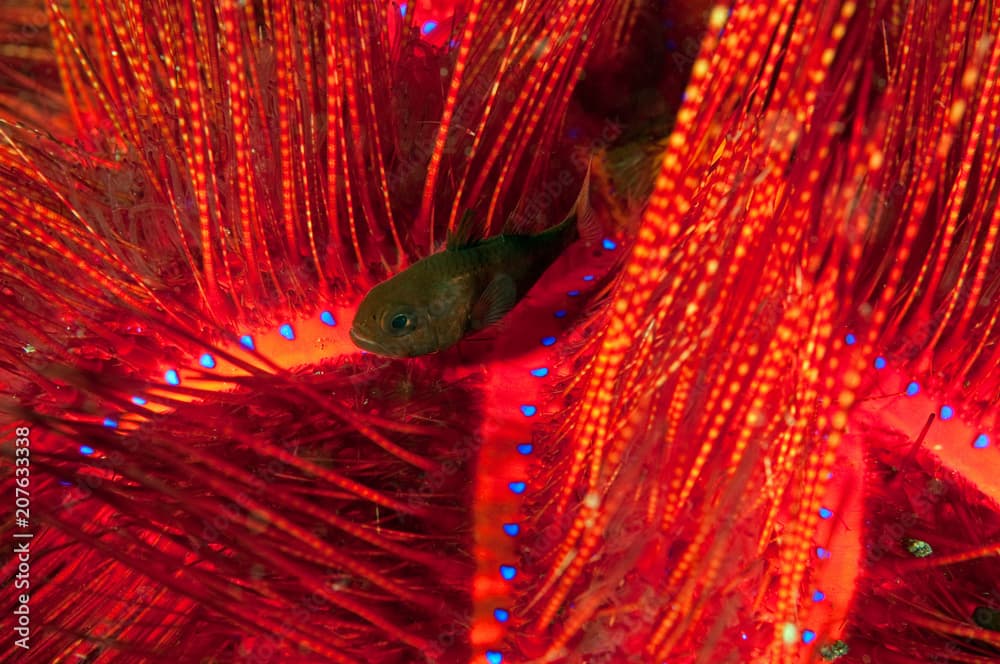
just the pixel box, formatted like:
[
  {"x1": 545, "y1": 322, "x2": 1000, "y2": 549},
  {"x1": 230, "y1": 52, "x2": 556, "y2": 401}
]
[{"x1": 382, "y1": 309, "x2": 417, "y2": 336}]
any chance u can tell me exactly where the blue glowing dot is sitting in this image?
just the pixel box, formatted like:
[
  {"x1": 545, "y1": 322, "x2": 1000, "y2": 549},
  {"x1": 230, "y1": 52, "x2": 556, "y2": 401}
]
[
  {"x1": 199, "y1": 353, "x2": 216, "y2": 369},
  {"x1": 520, "y1": 405, "x2": 537, "y2": 417},
  {"x1": 802, "y1": 629, "x2": 816, "y2": 644},
  {"x1": 940, "y1": 405, "x2": 954, "y2": 420},
  {"x1": 874, "y1": 356, "x2": 887, "y2": 369},
  {"x1": 812, "y1": 590, "x2": 826, "y2": 602},
  {"x1": 541, "y1": 336, "x2": 556, "y2": 346},
  {"x1": 131, "y1": 396, "x2": 147, "y2": 406},
  {"x1": 531, "y1": 367, "x2": 549, "y2": 377},
  {"x1": 239, "y1": 335, "x2": 255, "y2": 350},
  {"x1": 58, "y1": 480, "x2": 72, "y2": 486},
  {"x1": 503, "y1": 523, "x2": 520, "y2": 536},
  {"x1": 102, "y1": 418, "x2": 118, "y2": 429},
  {"x1": 816, "y1": 547, "x2": 831, "y2": 560},
  {"x1": 320, "y1": 311, "x2": 336, "y2": 326},
  {"x1": 421, "y1": 19, "x2": 438, "y2": 34},
  {"x1": 819, "y1": 507, "x2": 833, "y2": 519},
  {"x1": 905, "y1": 381, "x2": 920, "y2": 396},
  {"x1": 499, "y1": 565, "x2": 517, "y2": 580},
  {"x1": 279, "y1": 324, "x2": 295, "y2": 340},
  {"x1": 554, "y1": 309, "x2": 567, "y2": 318},
  {"x1": 79, "y1": 445, "x2": 95, "y2": 456},
  {"x1": 567, "y1": 289, "x2": 580, "y2": 297},
  {"x1": 493, "y1": 608, "x2": 510, "y2": 622},
  {"x1": 973, "y1": 433, "x2": 990, "y2": 449},
  {"x1": 582, "y1": 274, "x2": 595, "y2": 282},
  {"x1": 486, "y1": 652, "x2": 502, "y2": 664},
  {"x1": 164, "y1": 369, "x2": 180, "y2": 386},
  {"x1": 516, "y1": 443, "x2": 533, "y2": 455},
  {"x1": 602, "y1": 238, "x2": 617, "y2": 250},
  {"x1": 845, "y1": 333, "x2": 856, "y2": 345},
  {"x1": 508, "y1": 481, "x2": 526, "y2": 494},
  {"x1": 399, "y1": 3, "x2": 406, "y2": 17},
  {"x1": 740, "y1": 632, "x2": 748, "y2": 640}
]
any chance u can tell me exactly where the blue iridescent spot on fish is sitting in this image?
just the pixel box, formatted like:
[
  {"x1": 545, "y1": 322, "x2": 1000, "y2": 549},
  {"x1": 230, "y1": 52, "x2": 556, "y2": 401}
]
[{"x1": 350, "y1": 174, "x2": 597, "y2": 357}]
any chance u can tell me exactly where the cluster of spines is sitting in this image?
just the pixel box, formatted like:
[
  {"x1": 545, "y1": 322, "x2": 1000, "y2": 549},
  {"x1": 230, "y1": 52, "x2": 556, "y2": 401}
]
[
  {"x1": 5, "y1": 356, "x2": 477, "y2": 662},
  {"x1": 515, "y1": 0, "x2": 1000, "y2": 660}
]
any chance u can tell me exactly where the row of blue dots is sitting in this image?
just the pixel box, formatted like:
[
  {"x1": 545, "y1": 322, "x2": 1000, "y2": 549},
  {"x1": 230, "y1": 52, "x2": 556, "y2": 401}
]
[
  {"x1": 163, "y1": 312, "x2": 341, "y2": 388},
  {"x1": 810, "y1": 505, "x2": 828, "y2": 650},
  {"x1": 872, "y1": 357, "x2": 991, "y2": 448},
  {"x1": 491, "y1": 365, "x2": 548, "y2": 661},
  {"x1": 89, "y1": 312, "x2": 342, "y2": 457}
]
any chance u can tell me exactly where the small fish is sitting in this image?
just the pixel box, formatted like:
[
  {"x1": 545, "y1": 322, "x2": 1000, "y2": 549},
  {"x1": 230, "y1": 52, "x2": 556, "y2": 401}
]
[{"x1": 350, "y1": 174, "x2": 596, "y2": 357}]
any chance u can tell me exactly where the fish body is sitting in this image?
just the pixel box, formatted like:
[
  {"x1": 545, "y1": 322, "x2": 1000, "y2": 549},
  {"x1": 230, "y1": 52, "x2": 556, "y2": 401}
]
[{"x1": 350, "y1": 178, "x2": 593, "y2": 357}]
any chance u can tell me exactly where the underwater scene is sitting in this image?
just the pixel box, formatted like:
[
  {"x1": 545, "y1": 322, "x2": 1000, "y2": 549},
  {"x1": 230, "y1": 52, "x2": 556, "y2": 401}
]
[{"x1": 1, "y1": 0, "x2": 999, "y2": 662}]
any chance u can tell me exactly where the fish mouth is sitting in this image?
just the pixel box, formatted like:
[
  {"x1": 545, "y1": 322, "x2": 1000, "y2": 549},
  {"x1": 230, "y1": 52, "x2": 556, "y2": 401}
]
[
  {"x1": 349, "y1": 328, "x2": 379, "y2": 352},
  {"x1": 349, "y1": 328, "x2": 394, "y2": 356}
]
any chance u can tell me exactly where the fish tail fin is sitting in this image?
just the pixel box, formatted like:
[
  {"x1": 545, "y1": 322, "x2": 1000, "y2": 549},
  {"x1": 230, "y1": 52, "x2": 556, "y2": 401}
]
[
  {"x1": 601, "y1": 135, "x2": 668, "y2": 202},
  {"x1": 590, "y1": 119, "x2": 671, "y2": 239}
]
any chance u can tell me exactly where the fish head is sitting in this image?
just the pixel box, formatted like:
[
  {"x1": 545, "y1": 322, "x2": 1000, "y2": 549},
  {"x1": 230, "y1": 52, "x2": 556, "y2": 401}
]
[{"x1": 350, "y1": 267, "x2": 472, "y2": 357}]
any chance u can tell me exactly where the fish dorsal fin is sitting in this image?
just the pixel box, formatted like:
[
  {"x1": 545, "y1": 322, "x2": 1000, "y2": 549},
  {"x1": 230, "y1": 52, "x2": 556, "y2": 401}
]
[
  {"x1": 470, "y1": 273, "x2": 517, "y2": 330},
  {"x1": 447, "y1": 209, "x2": 478, "y2": 250},
  {"x1": 574, "y1": 161, "x2": 602, "y2": 246}
]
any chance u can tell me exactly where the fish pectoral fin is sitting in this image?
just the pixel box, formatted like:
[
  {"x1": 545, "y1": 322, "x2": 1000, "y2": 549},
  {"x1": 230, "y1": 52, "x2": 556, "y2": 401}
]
[{"x1": 471, "y1": 274, "x2": 517, "y2": 330}]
